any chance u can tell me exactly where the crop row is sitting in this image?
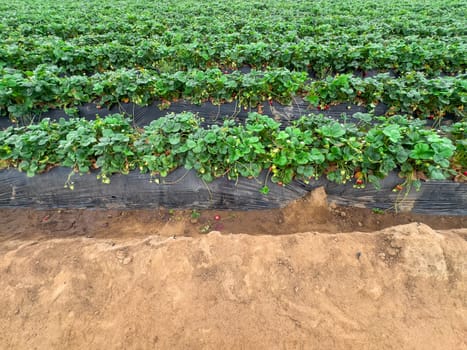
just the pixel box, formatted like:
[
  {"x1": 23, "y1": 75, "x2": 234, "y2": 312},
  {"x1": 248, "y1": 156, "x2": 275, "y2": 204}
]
[
  {"x1": 0, "y1": 112, "x2": 465, "y2": 190},
  {"x1": 1, "y1": 66, "x2": 465, "y2": 120},
  {"x1": 2, "y1": 36, "x2": 465, "y2": 77}
]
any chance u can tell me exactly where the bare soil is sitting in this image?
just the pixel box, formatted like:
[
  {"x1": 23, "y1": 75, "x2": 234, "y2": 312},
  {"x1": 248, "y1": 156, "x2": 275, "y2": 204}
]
[{"x1": 0, "y1": 189, "x2": 466, "y2": 349}]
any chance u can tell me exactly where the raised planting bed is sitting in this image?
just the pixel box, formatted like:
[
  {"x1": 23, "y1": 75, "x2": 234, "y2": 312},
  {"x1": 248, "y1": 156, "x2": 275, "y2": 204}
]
[{"x1": 0, "y1": 112, "x2": 465, "y2": 214}]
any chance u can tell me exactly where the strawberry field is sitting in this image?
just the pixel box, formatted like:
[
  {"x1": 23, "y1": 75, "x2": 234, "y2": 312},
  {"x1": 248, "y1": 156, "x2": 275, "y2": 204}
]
[
  {"x1": 2, "y1": 2, "x2": 467, "y2": 347},
  {"x1": 0, "y1": 0, "x2": 466, "y2": 211}
]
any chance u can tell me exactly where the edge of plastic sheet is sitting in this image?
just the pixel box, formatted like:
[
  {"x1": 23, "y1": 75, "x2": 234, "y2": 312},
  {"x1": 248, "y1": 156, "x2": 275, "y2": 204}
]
[{"x1": 0, "y1": 167, "x2": 465, "y2": 215}]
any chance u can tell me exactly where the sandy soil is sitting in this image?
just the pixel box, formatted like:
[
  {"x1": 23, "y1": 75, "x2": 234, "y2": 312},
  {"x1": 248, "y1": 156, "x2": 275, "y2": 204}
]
[{"x1": 0, "y1": 190, "x2": 466, "y2": 349}]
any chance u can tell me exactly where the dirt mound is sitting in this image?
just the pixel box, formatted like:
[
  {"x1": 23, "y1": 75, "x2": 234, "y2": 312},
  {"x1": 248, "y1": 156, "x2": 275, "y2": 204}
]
[{"x1": 0, "y1": 222, "x2": 465, "y2": 349}]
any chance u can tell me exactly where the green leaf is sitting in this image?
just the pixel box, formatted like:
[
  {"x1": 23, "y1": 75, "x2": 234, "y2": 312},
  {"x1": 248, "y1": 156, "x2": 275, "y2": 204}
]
[
  {"x1": 204, "y1": 132, "x2": 217, "y2": 144},
  {"x1": 320, "y1": 123, "x2": 346, "y2": 138},
  {"x1": 309, "y1": 149, "x2": 325, "y2": 163},
  {"x1": 275, "y1": 154, "x2": 288, "y2": 167},
  {"x1": 410, "y1": 143, "x2": 434, "y2": 160},
  {"x1": 306, "y1": 94, "x2": 320, "y2": 106},
  {"x1": 382, "y1": 124, "x2": 402, "y2": 143},
  {"x1": 186, "y1": 139, "x2": 196, "y2": 149},
  {"x1": 428, "y1": 167, "x2": 446, "y2": 180},
  {"x1": 168, "y1": 135, "x2": 180, "y2": 145}
]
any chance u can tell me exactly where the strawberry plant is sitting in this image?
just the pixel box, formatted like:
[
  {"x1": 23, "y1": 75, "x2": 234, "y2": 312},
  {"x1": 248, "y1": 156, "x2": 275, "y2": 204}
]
[
  {"x1": 293, "y1": 115, "x2": 363, "y2": 184},
  {"x1": 135, "y1": 112, "x2": 200, "y2": 177},
  {"x1": 362, "y1": 116, "x2": 455, "y2": 189},
  {"x1": 56, "y1": 118, "x2": 98, "y2": 173},
  {"x1": 0, "y1": 119, "x2": 67, "y2": 176},
  {"x1": 442, "y1": 121, "x2": 467, "y2": 177},
  {"x1": 91, "y1": 115, "x2": 137, "y2": 183}
]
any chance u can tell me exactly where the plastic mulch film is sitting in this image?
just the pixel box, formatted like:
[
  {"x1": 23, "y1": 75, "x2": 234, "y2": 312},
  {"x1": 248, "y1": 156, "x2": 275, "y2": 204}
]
[{"x1": 0, "y1": 168, "x2": 465, "y2": 215}]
